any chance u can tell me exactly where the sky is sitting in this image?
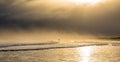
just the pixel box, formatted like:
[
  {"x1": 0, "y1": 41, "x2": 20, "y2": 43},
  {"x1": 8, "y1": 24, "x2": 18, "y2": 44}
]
[{"x1": 0, "y1": 0, "x2": 120, "y2": 41}]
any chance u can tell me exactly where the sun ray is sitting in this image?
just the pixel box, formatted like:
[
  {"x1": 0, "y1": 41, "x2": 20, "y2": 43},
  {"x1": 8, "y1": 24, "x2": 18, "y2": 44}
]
[
  {"x1": 69, "y1": 0, "x2": 103, "y2": 5},
  {"x1": 53, "y1": 0, "x2": 104, "y2": 5}
]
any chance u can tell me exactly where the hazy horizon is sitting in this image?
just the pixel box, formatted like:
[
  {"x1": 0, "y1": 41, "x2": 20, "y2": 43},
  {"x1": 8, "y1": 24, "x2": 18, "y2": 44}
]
[{"x1": 0, "y1": 0, "x2": 120, "y2": 41}]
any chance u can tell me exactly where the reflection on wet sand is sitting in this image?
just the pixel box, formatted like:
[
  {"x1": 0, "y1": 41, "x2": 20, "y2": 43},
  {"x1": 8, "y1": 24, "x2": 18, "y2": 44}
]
[
  {"x1": 77, "y1": 47, "x2": 93, "y2": 62},
  {"x1": 0, "y1": 46, "x2": 120, "y2": 62}
]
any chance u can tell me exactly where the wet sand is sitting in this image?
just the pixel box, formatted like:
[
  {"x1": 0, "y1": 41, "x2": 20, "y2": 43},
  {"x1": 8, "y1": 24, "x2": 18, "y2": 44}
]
[{"x1": 0, "y1": 46, "x2": 120, "y2": 62}]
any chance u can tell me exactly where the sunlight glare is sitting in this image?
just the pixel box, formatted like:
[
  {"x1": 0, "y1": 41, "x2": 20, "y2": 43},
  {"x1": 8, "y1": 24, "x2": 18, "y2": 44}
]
[
  {"x1": 77, "y1": 47, "x2": 93, "y2": 62},
  {"x1": 66, "y1": 0, "x2": 103, "y2": 5}
]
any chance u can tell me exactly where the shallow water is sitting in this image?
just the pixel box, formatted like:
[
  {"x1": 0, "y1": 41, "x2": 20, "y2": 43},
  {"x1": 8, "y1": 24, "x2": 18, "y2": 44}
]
[{"x1": 0, "y1": 46, "x2": 120, "y2": 62}]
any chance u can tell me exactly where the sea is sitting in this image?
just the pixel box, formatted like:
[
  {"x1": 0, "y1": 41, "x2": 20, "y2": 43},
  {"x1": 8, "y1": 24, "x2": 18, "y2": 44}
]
[{"x1": 0, "y1": 41, "x2": 120, "y2": 62}]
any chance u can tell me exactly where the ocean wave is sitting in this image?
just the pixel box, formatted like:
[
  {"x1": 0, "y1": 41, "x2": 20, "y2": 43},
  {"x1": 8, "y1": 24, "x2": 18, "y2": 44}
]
[
  {"x1": 0, "y1": 41, "x2": 58, "y2": 48},
  {"x1": 0, "y1": 42, "x2": 120, "y2": 52}
]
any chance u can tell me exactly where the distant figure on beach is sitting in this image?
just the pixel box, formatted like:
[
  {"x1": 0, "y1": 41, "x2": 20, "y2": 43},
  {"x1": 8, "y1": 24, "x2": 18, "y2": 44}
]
[{"x1": 58, "y1": 39, "x2": 61, "y2": 42}]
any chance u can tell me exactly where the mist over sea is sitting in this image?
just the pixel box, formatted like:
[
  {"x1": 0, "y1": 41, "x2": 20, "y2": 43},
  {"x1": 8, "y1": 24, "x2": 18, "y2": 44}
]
[{"x1": 0, "y1": 0, "x2": 120, "y2": 62}]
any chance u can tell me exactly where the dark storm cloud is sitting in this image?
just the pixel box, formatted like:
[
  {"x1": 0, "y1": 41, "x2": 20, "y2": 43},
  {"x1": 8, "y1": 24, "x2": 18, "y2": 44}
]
[{"x1": 0, "y1": 0, "x2": 120, "y2": 36}]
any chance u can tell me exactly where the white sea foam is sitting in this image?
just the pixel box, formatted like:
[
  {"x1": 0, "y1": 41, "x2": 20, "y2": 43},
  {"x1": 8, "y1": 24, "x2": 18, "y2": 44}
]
[{"x1": 1, "y1": 41, "x2": 118, "y2": 51}]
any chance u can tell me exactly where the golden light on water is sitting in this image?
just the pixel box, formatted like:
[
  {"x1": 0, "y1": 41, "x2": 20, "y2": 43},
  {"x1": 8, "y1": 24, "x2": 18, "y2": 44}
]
[{"x1": 77, "y1": 47, "x2": 93, "y2": 62}]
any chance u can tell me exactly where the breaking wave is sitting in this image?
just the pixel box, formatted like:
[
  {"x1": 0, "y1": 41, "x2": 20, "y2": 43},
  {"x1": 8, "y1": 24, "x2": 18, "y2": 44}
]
[{"x1": 0, "y1": 42, "x2": 120, "y2": 52}]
